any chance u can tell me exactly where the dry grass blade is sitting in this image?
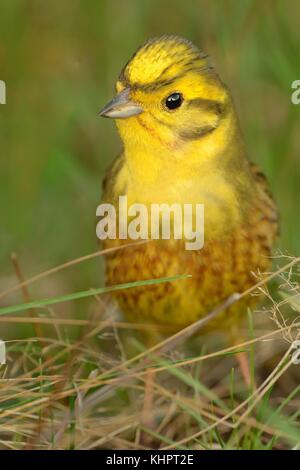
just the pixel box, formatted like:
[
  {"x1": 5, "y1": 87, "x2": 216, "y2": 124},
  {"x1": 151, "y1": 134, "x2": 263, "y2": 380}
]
[{"x1": 1, "y1": 255, "x2": 300, "y2": 450}]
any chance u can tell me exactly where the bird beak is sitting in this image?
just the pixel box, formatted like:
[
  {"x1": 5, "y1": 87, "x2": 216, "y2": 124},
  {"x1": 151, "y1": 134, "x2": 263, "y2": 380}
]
[{"x1": 98, "y1": 88, "x2": 143, "y2": 119}]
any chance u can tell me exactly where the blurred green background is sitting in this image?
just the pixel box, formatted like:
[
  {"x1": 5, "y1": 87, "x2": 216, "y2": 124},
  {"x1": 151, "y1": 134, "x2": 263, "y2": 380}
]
[{"x1": 0, "y1": 0, "x2": 300, "y2": 297}]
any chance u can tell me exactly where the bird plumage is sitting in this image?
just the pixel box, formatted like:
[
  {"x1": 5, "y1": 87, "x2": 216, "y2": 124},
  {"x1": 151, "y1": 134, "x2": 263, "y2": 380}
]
[{"x1": 99, "y1": 35, "x2": 278, "y2": 338}]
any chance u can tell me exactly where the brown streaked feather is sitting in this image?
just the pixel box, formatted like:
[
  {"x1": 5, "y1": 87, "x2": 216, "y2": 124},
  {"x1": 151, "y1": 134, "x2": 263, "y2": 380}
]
[{"x1": 101, "y1": 160, "x2": 279, "y2": 335}]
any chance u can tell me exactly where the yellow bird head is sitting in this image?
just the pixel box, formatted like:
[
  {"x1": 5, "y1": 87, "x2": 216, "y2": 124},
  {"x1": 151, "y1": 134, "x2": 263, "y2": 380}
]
[
  {"x1": 99, "y1": 35, "x2": 255, "y2": 240},
  {"x1": 99, "y1": 35, "x2": 235, "y2": 157}
]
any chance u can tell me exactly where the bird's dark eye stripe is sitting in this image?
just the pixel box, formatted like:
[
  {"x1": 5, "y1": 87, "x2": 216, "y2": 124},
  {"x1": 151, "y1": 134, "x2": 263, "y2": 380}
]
[
  {"x1": 178, "y1": 125, "x2": 216, "y2": 140},
  {"x1": 165, "y1": 92, "x2": 183, "y2": 110},
  {"x1": 187, "y1": 98, "x2": 224, "y2": 114}
]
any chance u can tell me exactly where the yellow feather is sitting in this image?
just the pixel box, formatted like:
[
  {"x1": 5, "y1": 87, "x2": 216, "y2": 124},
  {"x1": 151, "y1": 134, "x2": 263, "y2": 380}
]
[{"x1": 100, "y1": 35, "x2": 278, "y2": 336}]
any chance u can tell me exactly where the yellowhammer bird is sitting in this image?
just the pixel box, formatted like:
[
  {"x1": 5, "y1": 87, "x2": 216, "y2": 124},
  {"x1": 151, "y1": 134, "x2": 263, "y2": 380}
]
[{"x1": 98, "y1": 35, "x2": 278, "y2": 383}]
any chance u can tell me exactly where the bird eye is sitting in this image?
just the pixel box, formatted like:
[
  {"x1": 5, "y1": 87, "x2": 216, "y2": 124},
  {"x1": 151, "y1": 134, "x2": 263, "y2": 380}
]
[{"x1": 165, "y1": 93, "x2": 183, "y2": 110}]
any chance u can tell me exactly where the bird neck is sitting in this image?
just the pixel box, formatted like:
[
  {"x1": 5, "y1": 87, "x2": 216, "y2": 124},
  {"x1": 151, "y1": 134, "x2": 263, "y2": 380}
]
[{"x1": 119, "y1": 109, "x2": 253, "y2": 207}]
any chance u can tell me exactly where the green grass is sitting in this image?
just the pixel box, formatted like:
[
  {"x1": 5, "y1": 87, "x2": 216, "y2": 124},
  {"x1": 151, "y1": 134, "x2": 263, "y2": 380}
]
[
  {"x1": 0, "y1": 254, "x2": 298, "y2": 449},
  {"x1": 0, "y1": 274, "x2": 191, "y2": 316}
]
